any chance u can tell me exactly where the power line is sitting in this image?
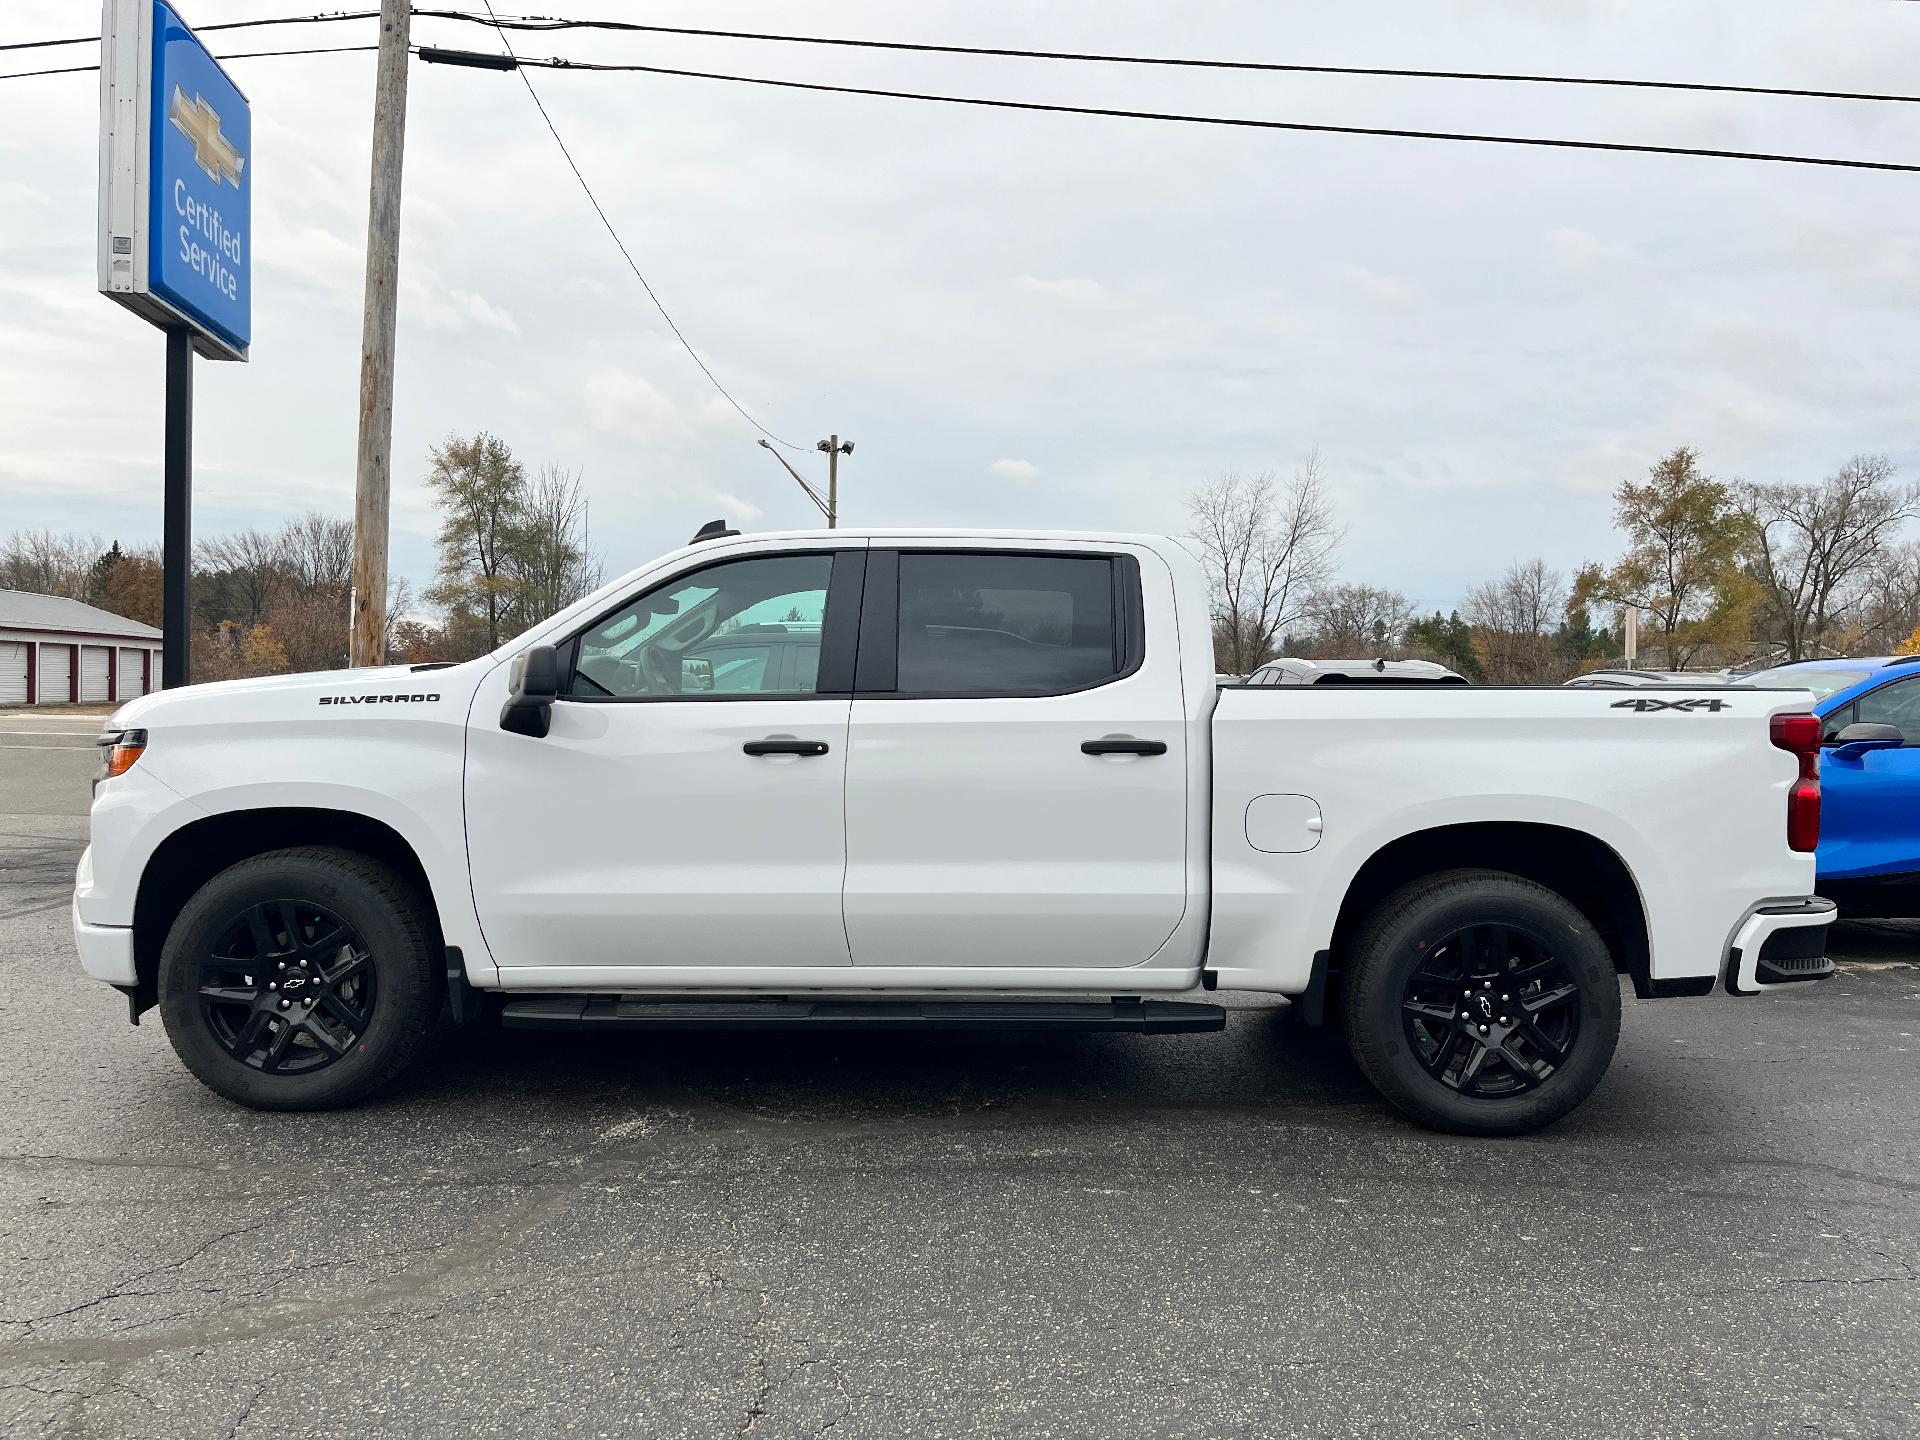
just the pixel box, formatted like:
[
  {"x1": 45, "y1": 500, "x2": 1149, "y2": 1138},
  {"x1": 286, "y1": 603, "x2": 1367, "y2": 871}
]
[
  {"x1": 13, "y1": 8, "x2": 1917, "y2": 108},
  {"x1": 0, "y1": 44, "x2": 377, "y2": 82},
  {"x1": 510, "y1": 56, "x2": 1920, "y2": 176},
  {"x1": 415, "y1": 11, "x2": 1920, "y2": 109},
  {"x1": 472, "y1": 1, "x2": 809, "y2": 452},
  {"x1": 0, "y1": 9, "x2": 381, "y2": 53}
]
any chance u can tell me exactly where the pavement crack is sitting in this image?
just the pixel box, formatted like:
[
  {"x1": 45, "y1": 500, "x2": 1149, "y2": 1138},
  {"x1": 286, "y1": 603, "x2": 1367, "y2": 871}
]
[{"x1": 225, "y1": 1381, "x2": 265, "y2": 1438}]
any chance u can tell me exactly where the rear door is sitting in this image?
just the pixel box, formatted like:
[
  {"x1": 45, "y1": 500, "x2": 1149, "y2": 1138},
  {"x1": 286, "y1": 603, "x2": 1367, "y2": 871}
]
[
  {"x1": 1819, "y1": 674, "x2": 1920, "y2": 879},
  {"x1": 841, "y1": 544, "x2": 1189, "y2": 969}
]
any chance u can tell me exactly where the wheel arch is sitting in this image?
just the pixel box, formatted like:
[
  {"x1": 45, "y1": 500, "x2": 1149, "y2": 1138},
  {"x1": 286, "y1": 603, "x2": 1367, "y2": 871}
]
[
  {"x1": 1327, "y1": 821, "x2": 1652, "y2": 999},
  {"x1": 128, "y1": 807, "x2": 444, "y2": 1020}
]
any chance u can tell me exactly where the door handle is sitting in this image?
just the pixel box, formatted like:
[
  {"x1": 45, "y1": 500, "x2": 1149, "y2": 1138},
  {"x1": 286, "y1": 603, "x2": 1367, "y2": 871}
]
[
  {"x1": 1081, "y1": 737, "x2": 1167, "y2": 756},
  {"x1": 743, "y1": 738, "x2": 830, "y2": 757}
]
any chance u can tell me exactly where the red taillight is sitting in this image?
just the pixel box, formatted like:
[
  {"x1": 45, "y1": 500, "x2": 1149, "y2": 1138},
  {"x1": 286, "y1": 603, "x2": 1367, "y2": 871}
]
[{"x1": 1771, "y1": 712, "x2": 1822, "y2": 853}]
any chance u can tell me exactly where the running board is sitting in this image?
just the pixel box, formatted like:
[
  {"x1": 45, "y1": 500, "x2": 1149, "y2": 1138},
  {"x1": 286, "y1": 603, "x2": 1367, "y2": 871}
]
[{"x1": 499, "y1": 996, "x2": 1226, "y2": 1034}]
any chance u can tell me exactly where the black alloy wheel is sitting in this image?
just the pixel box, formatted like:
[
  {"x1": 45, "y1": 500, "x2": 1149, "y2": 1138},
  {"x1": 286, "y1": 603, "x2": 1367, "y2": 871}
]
[
  {"x1": 1399, "y1": 922, "x2": 1581, "y2": 1098},
  {"x1": 1341, "y1": 868, "x2": 1623, "y2": 1136},
  {"x1": 197, "y1": 899, "x2": 377, "y2": 1075},
  {"x1": 158, "y1": 847, "x2": 439, "y2": 1110}
]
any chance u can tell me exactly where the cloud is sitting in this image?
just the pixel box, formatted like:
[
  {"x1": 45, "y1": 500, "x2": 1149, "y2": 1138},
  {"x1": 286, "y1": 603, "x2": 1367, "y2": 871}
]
[
  {"x1": 990, "y1": 459, "x2": 1040, "y2": 483},
  {"x1": 1547, "y1": 228, "x2": 1642, "y2": 269},
  {"x1": 710, "y1": 492, "x2": 763, "y2": 521},
  {"x1": 1331, "y1": 264, "x2": 1414, "y2": 307},
  {"x1": 584, "y1": 369, "x2": 692, "y2": 443},
  {"x1": 1013, "y1": 275, "x2": 1114, "y2": 307}
]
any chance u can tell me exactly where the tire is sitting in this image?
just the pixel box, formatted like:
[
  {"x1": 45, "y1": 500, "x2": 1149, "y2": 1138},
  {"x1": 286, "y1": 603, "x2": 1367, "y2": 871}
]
[
  {"x1": 1341, "y1": 868, "x2": 1622, "y2": 1136},
  {"x1": 157, "y1": 847, "x2": 440, "y2": 1110}
]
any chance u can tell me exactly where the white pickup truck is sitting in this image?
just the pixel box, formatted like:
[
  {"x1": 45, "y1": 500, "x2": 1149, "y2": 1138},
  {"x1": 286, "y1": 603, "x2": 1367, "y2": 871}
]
[{"x1": 74, "y1": 525, "x2": 1835, "y2": 1134}]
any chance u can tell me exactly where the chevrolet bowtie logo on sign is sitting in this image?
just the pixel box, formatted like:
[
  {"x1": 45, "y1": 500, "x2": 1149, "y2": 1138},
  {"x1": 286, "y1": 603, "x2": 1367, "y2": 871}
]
[{"x1": 168, "y1": 85, "x2": 244, "y2": 188}]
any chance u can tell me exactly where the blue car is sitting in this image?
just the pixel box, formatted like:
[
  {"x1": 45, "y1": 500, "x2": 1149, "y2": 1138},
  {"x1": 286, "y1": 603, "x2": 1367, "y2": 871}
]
[{"x1": 1739, "y1": 656, "x2": 1920, "y2": 911}]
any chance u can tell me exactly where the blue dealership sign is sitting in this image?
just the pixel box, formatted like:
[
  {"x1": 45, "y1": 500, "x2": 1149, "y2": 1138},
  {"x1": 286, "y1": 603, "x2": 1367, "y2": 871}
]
[
  {"x1": 149, "y1": 3, "x2": 249, "y2": 353},
  {"x1": 98, "y1": 0, "x2": 251, "y2": 360}
]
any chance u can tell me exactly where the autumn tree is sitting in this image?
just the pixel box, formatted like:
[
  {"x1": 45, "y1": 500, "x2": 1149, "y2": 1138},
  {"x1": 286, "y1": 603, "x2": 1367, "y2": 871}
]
[
  {"x1": 1185, "y1": 455, "x2": 1343, "y2": 673},
  {"x1": 1740, "y1": 455, "x2": 1915, "y2": 661},
  {"x1": 1572, "y1": 447, "x2": 1757, "y2": 670},
  {"x1": 99, "y1": 546, "x2": 163, "y2": 628},
  {"x1": 425, "y1": 432, "x2": 531, "y2": 656}
]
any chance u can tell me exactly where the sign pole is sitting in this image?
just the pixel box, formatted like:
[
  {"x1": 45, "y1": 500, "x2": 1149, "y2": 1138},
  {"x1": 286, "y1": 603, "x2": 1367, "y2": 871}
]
[
  {"x1": 98, "y1": 0, "x2": 253, "y2": 688},
  {"x1": 162, "y1": 328, "x2": 193, "y2": 687}
]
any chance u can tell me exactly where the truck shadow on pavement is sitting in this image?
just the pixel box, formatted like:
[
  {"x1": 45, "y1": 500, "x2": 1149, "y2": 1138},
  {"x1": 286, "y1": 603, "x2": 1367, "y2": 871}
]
[{"x1": 390, "y1": 1003, "x2": 1392, "y2": 1129}]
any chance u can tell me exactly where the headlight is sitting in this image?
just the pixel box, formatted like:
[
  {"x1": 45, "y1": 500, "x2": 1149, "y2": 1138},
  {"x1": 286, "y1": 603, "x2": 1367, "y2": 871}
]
[{"x1": 93, "y1": 729, "x2": 148, "y2": 794}]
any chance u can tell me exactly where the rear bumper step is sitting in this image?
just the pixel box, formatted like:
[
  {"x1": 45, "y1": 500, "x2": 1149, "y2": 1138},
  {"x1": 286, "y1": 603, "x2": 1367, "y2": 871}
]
[
  {"x1": 1726, "y1": 897, "x2": 1837, "y2": 995},
  {"x1": 500, "y1": 996, "x2": 1226, "y2": 1034}
]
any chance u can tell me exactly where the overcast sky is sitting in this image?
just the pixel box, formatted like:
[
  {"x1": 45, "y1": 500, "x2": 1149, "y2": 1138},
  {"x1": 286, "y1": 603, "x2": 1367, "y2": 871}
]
[{"x1": 3, "y1": 0, "x2": 1918, "y2": 614}]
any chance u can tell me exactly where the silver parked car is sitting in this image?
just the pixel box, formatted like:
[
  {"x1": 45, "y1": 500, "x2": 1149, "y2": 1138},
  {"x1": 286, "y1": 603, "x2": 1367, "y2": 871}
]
[
  {"x1": 1243, "y1": 657, "x2": 1470, "y2": 686},
  {"x1": 1564, "y1": 668, "x2": 1731, "y2": 687}
]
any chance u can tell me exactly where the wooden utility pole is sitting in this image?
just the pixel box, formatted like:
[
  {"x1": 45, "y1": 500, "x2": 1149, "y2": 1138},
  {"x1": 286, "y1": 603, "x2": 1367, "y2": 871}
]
[{"x1": 349, "y1": 0, "x2": 411, "y2": 667}]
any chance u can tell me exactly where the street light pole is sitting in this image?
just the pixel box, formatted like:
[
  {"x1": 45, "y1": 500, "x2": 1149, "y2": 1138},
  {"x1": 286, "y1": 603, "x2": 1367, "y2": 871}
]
[
  {"x1": 816, "y1": 435, "x2": 853, "y2": 528},
  {"x1": 758, "y1": 438, "x2": 837, "y2": 527}
]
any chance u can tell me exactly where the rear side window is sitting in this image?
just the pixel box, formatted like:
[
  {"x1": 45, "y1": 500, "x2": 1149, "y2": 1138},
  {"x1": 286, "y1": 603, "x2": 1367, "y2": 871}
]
[{"x1": 893, "y1": 552, "x2": 1124, "y2": 697}]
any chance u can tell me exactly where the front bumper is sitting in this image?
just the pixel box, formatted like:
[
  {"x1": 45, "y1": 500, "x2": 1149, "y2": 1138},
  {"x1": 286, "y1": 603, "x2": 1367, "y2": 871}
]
[
  {"x1": 1725, "y1": 897, "x2": 1837, "y2": 995},
  {"x1": 72, "y1": 888, "x2": 136, "y2": 985}
]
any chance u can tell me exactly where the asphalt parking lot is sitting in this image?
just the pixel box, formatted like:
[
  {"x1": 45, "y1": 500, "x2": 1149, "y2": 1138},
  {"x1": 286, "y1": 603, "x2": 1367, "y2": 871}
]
[{"x1": 0, "y1": 709, "x2": 1915, "y2": 1437}]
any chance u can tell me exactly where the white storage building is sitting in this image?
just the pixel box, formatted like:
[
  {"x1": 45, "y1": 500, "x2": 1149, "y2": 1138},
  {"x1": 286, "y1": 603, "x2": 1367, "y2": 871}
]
[{"x1": 0, "y1": 591, "x2": 163, "y2": 706}]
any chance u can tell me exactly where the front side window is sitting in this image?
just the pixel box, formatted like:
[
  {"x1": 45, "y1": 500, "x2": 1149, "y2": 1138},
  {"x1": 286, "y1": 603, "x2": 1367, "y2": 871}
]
[
  {"x1": 1854, "y1": 677, "x2": 1920, "y2": 744},
  {"x1": 894, "y1": 551, "x2": 1121, "y2": 697},
  {"x1": 568, "y1": 553, "x2": 830, "y2": 699}
]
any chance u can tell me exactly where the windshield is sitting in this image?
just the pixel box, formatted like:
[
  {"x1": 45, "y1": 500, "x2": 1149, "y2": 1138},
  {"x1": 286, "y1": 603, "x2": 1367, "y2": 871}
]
[{"x1": 1736, "y1": 666, "x2": 1869, "y2": 701}]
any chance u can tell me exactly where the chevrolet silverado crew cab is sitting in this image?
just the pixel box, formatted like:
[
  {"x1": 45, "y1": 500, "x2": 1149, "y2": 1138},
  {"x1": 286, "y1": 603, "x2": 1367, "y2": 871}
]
[{"x1": 73, "y1": 526, "x2": 1836, "y2": 1134}]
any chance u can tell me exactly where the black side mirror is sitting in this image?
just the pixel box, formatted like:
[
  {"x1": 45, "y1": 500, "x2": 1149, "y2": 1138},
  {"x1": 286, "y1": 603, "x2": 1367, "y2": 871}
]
[
  {"x1": 500, "y1": 644, "x2": 560, "y2": 738},
  {"x1": 1828, "y1": 721, "x2": 1904, "y2": 760}
]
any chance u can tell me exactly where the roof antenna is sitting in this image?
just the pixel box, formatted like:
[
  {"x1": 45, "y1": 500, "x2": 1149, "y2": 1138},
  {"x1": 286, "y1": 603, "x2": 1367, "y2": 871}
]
[{"x1": 691, "y1": 519, "x2": 739, "y2": 544}]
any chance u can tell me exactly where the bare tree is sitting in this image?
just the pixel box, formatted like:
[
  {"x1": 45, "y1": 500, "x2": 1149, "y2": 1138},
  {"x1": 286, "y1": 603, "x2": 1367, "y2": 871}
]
[
  {"x1": 1298, "y1": 583, "x2": 1418, "y2": 657},
  {"x1": 1464, "y1": 559, "x2": 1568, "y2": 683},
  {"x1": 506, "y1": 464, "x2": 602, "y2": 630},
  {"x1": 1847, "y1": 540, "x2": 1920, "y2": 655},
  {"x1": 0, "y1": 530, "x2": 106, "y2": 599},
  {"x1": 280, "y1": 512, "x2": 354, "y2": 593},
  {"x1": 195, "y1": 527, "x2": 288, "y2": 628},
  {"x1": 1185, "y1": 454, "x2": 1343, "y2": 673},
  {"x1": 1741, "y1": 455, "x2": 1917, "y2": 661}
]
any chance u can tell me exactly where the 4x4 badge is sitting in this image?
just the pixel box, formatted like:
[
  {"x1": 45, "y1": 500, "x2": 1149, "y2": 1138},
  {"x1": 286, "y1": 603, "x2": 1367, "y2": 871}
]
[{"x1": 1609, "y1": 697, "x2": 1730, "y2": 713}]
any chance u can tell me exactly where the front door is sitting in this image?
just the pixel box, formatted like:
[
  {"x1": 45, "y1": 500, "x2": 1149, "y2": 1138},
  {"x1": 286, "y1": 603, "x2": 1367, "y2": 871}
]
[
  {"x1": 466, "y1": 545, "x2": 864, "y2": 970},
  {"x1": 841, "y1": 545, "x2": 1191, "y2": 969},
  {"x1": 1820, "y1": 674, "x2": 1920, "y2": 880}
]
